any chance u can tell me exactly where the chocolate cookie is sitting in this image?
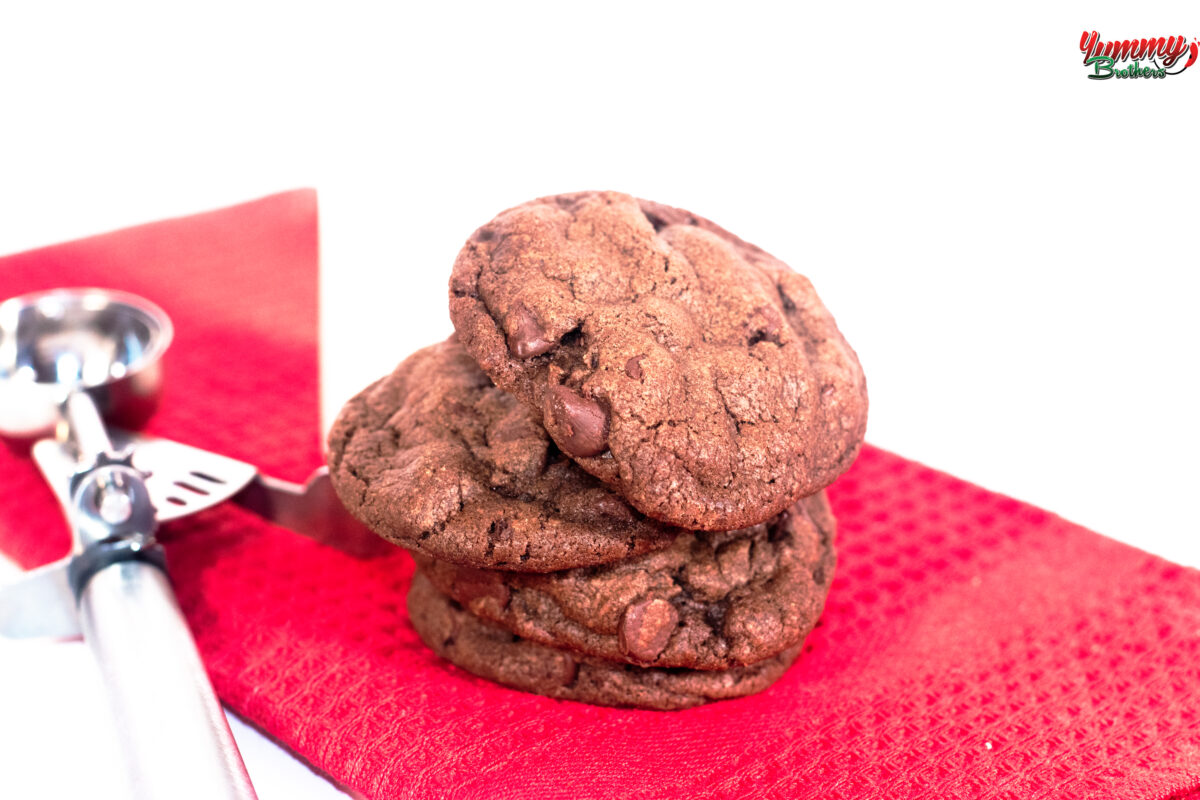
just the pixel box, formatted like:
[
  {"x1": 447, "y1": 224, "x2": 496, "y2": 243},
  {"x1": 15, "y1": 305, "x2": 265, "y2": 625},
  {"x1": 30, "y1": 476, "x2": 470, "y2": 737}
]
[
  {"x1": 417, "y1": 492, "x2": 835, "y2": 669},
  {"x1": 327, "y1": 338, "x2": 677, "y2": 572},
  {"x1": 408, "y1": 572, "x2": 800, "y2": 710},
  {"x1": 449, "y1": 191, "x2": 867, "y2": 531}
]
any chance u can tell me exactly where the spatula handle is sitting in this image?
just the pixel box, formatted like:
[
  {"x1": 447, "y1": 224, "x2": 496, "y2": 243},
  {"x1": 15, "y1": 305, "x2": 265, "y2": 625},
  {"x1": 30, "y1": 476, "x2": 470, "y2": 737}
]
[{"x1": 77, "y1": 559, "x2": 257, "y2": 800}]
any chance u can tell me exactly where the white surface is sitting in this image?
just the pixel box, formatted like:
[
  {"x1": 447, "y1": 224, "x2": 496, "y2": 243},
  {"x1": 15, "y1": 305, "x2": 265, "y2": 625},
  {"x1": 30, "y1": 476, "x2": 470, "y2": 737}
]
[
  {"x1": 1, "y1": 2, "x2": 1198, "y2": 797},
  {"x1": 0, "y1": 635, "x2": 349, "y2": 799}
]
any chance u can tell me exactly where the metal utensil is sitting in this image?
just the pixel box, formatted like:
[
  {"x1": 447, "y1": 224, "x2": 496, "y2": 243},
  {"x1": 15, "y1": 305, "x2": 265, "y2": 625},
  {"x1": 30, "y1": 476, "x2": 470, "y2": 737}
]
[
  {"x1": 0, "y1": 288, "x2": 170, "y2": 439},
  {"x1": 109, "y1": 430, "x2": 390, "y2": 557},
  {"x1": 33, "y1": 429, "x2": 391, "y2": 559},
  {"x1": 4, "y1": 431, "x2": 391, "y2": 640},
  {"x1": 0, "y1": 288, "x2": 257, "y2": 800}
]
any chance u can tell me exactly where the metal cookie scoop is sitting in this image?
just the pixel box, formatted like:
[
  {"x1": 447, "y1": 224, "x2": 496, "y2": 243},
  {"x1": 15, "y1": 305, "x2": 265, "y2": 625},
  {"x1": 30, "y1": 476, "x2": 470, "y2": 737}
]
[
  {"x1": 0, "y1": 288, "x2": 382, "y2": 800},
  {"x1": 0, "y1": 288, "x2": 257, "y2": 799}
]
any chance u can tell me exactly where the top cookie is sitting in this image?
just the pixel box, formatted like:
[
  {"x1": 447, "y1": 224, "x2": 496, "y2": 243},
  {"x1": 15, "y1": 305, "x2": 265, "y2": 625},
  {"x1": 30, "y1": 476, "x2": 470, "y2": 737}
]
[
  {"x1": 326, "y1": 338, "x2": 677, "y2": 572},
  {"x1": 449, "y1": 191, "x2": 868, "y2": 530}
]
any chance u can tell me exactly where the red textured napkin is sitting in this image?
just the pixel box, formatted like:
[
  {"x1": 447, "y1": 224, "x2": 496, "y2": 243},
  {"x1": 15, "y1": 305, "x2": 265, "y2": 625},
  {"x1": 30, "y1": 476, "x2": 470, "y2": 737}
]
[{"x1": 2, "y1": 193, "x2": 1199, "y2": 800}]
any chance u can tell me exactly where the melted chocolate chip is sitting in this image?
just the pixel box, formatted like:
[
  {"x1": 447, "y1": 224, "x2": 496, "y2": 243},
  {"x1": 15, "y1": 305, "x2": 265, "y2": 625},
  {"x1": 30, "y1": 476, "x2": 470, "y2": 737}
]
[
  {"x1": 618, "y1": 597, "x2": 678, "y2": 661},
  {"x1": 644, "y1": 211, "x2": 668, "y2": 232},
  {"x1": 506, "y1": 303, "x2": 555, "y2": 359},
  {"x1": 547, "y1": 385, "x2": 609, "y2": 457},
  {"x1": 624, "y1": 355, "x2": 645, "y2": 380},
  {"x1": 557, "y1": 653, "x2": 580, "y2": 686}
]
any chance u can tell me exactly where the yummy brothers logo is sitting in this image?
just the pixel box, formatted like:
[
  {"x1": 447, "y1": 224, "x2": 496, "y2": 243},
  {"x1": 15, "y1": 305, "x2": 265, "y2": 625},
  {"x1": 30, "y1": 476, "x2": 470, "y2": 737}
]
[{"x1": 1080, "y1": 31, "x2": 1198, "y2": 79}]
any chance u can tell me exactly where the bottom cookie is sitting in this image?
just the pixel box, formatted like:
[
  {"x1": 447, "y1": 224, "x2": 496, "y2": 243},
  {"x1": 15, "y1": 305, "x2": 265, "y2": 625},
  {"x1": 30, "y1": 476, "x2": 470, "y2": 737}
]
[
  {"x1": 408, "y1": 572, "x2": 800, "y2": 710},
  {"x1": 415, "y1": 492, "x2": 836, "y2": 670}
]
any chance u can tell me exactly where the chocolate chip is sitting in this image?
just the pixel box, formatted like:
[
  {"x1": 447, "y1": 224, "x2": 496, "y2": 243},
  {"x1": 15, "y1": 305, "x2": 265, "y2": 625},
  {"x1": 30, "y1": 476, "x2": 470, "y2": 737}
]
[
  {"x1": 618, "y1": 597, "x2": 678, "y2": 661},
  {"x1": 546, "y1": 385, "x2": 609, "y2": 457},
  {"x1": 644, "y1": 211, "x2": 667, "y2": 232},
  {"x1": 506, "y1": 303, "x2": 555, "y2": 359},
  {"x1": 624, "y1": 355, "x2": 645, "y2": 380},
  {"x1": 557, "y1": 653, "x2": 579, "y2": 686}
]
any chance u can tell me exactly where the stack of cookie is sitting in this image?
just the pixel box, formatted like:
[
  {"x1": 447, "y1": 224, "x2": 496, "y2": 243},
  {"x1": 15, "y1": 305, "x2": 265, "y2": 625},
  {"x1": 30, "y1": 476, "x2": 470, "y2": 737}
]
[{"x1": 328, "y1": 192, "x2": 868, "y2": 709}]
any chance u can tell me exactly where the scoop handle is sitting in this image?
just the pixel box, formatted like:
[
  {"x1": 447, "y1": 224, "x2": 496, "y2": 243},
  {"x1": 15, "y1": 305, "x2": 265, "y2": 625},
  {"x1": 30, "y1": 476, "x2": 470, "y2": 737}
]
[{"x1": 77, "y1": 559, "x2": 257, "y2": 800}]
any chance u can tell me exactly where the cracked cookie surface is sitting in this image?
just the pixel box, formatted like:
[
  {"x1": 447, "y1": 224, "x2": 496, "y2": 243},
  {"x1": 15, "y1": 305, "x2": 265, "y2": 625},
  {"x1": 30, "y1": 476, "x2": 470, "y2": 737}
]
[
  {"x1": 416, "y1": 491, "x2": 835, "y2": 670},
  {"x1": 407, "y1": 572, "x2": 800, "y2": 710},
  {"x1": 449, "y1": 191, "x2": 868, "y2": 530},
  {"x1": 327, "y1": 338, "x2": 678, "y2": 572}
]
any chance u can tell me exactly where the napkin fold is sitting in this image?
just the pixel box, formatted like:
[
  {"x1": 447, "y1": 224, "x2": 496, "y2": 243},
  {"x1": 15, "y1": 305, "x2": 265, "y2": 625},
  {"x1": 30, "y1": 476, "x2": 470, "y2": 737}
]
[{"x1": 2, "y1": 192, "x2": 1198, "y2": 800}]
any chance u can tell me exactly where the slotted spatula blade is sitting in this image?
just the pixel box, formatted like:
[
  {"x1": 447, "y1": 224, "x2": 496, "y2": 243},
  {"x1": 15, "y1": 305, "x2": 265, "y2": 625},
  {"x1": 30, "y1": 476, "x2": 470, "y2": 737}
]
[
  {"x1": 34, "y1": 431, "x2": 392, "y2": 558},
  {"x1": 116, "y1": 431, "x2": 392, "y2": 557},
  {"x1": 107, "y1": 431, "x2": 260, "y2": 522}
]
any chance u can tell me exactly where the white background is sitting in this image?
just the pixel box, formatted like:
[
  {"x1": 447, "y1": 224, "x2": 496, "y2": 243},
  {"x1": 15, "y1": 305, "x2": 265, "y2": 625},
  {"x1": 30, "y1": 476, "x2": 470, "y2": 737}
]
[{"x1": 1, "y1": 3, "x2": 1197, "y2": 798}]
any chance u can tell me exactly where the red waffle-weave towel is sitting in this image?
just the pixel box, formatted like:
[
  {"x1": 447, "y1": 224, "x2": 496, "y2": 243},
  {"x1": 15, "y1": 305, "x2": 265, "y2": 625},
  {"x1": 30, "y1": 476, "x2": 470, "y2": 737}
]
[{"x1": 2, "y1": 192, "x2": 1199, "y2": 800}]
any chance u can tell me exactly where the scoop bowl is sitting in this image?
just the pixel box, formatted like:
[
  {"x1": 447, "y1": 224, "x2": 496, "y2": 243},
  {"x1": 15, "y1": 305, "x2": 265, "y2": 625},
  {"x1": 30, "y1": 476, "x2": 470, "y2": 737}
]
[{"x1": 0, "y1": 288, "x2": 172, "y2": 438}]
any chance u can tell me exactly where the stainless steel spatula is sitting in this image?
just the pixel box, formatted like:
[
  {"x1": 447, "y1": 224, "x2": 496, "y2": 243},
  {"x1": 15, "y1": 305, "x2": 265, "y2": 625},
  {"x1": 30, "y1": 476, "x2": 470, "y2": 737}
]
[
  {"x1": 4, "y1": 431, "x2": 390, "y2": 640},
  {"x1": 74, "y1": 429, "x2": 387, "y2": 556}
]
